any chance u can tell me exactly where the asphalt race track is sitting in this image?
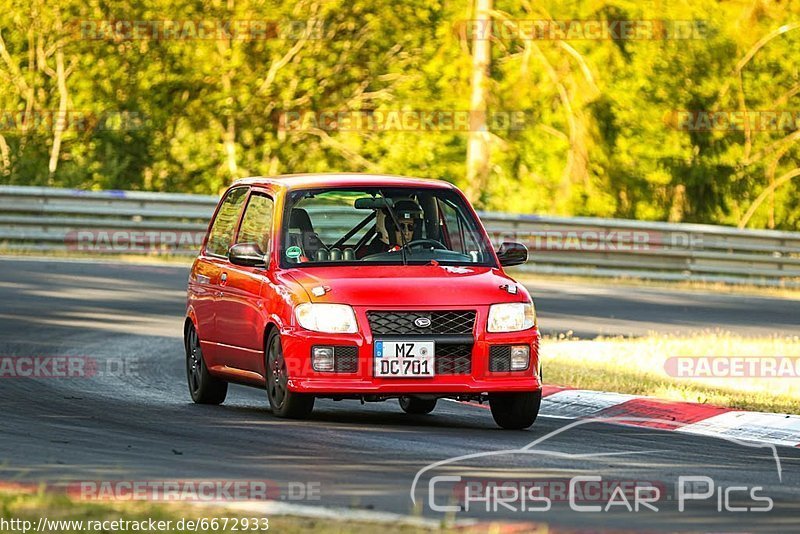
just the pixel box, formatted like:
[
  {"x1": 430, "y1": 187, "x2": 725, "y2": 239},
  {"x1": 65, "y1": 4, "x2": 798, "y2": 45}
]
[{"x1": 1, "y1": 258, "x2": 798, "y2": 532}]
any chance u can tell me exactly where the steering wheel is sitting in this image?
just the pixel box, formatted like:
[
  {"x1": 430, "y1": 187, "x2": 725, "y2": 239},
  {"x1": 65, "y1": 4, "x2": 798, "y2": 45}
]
[{"x1": 404, "y1": 239, "x2": 448, "y2": 251}]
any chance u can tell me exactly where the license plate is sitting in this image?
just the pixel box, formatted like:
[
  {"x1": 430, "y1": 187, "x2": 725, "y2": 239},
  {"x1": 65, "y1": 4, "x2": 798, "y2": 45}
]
[{"x1": 374, "y1": 340, "x2": 435, "y2": 377}]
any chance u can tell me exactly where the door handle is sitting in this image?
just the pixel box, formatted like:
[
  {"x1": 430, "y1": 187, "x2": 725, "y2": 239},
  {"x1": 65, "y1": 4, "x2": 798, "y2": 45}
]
[{"x1": 220, "y1": 272, "x2": 228, "y2": 285}]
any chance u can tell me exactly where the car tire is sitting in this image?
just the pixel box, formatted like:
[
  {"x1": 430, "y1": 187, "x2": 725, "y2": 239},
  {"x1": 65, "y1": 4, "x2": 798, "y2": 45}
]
[
  {"x1": 185, "y1": 324, "x2": 228, "y2": 405},
  {"x1": 489, "y1": 390, "x2": 542, "y2": 430},
  {"x1": 398, "y1": 396, "x2": 437, "y2": 415},
  {"x1": 266, "y1": 330, "x2": 315, "y2": 419}
]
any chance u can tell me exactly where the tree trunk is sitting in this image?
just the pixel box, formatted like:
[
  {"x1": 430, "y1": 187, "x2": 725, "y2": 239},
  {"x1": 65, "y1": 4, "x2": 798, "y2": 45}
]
[
  {"x1": 464, "y1": 0, "x2": 492, "y2": 206},
  {"x1": 0, "y1": 134, "x2": 10, "y2": 176},
  {"x1": 47, "y1": 18, "x2": 68, "y2": 182},
  {"x1": 224, "y1": 115, "x2": 238, "y2": 178},
  {"x1": 217, "y1": 34, "x2": 239, "y2": 182}
]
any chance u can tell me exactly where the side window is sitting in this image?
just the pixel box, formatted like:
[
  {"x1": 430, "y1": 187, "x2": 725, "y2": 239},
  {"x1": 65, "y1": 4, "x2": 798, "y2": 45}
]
[
  {"x1": 437, "y1": 198, "x2": 481, "y2": 258},
  {"x1": 206, "y1": 187, "x2": 248, "y2": 257},
  {"x1": 438, "y1": 199, "x2": 463, "y2": 251},
  {"x1": 236, "y1": 193, "x2": 274, "y2": 254}
]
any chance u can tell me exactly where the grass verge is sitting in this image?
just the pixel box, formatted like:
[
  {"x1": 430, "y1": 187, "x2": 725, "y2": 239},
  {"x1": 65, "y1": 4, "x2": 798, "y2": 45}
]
[{"x1": 543, "y1": 331, "x2": 800, "y2": 414}]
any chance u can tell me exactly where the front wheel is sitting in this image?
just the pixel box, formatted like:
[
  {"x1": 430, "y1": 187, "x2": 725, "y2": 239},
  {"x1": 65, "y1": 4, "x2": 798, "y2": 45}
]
[
  {"x1": 185, "y1": 324, "x2": 228, "y2": 404},
  {"x1": 399, "y1": 396, "x2": 437, "y2": 415},
  {"x1": 266, "y1": 331, "x2": 315, "y2": 419},
  {"x1": 489, "y1": 390, "x2": 542, "y2": 430}
]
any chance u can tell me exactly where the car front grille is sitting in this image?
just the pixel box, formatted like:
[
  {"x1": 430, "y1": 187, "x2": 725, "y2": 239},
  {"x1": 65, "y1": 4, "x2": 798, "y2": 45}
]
[
  {"x1": 435, "y1": 344, "x2": 472, "y2": 375},
  {"x1": 333, "y1": 346, "x2": 359, "y2": 373},
  {"x1": 367, "y1": 310, "x2": 476, "y2": 335},
  {"x1": 489, "y1": 345, "x2": 513, "y2": 372}
]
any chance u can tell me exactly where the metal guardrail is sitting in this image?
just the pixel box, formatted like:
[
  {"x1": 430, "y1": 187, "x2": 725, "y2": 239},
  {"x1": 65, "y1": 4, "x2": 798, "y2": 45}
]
[{"x1": 1, "y1": 185, "x2": 799, "y2": 287}]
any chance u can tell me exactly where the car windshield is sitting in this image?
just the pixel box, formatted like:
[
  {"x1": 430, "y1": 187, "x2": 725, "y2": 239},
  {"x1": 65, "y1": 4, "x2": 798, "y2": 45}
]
[{"x1": 280, "y1": 187, "x2": 496, "y2": 267}]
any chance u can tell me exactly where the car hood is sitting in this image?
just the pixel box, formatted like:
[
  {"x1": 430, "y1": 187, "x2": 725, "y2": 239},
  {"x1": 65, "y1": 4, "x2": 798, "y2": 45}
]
[{"x1": 284, "y1": 265, "x2": 528, "y2": 307}]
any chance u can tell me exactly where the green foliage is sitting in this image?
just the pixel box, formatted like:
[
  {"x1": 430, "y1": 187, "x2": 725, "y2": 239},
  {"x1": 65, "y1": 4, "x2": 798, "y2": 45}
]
[{"x1": 0, "y1": 0, "x2": 798, "y2": 228}]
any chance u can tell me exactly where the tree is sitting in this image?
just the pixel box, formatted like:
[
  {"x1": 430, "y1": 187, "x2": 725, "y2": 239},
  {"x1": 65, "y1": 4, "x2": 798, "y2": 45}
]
[{"x1": 464, "y1": 0, "x2": 492, "y2": 206}]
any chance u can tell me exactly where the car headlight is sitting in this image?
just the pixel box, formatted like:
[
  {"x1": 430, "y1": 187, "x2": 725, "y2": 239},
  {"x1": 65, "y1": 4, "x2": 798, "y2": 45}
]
[
  {"x1": 295, "y1": 303, "x2": 358, "y2": 334},
  {"x1": 487, "y1": 302, "x2": 535, "y2": 332}
]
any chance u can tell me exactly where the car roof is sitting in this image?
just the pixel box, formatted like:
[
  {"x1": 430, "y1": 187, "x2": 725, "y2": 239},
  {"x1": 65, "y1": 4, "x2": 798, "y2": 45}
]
[{"x1": 231, "y1": 173, "x2": 456, "y2": 192}]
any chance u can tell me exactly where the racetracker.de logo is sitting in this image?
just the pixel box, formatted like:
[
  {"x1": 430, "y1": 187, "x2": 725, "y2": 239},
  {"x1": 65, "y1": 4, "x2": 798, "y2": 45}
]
[
  {"x1": 0, "y1": 110, "x2": 147, "y2": 133},
  {"x1": 65, "y1": 229, "x2": 206, "y2": 253},
  {"x1": 277, "y1": 110, "x2": 529, "y2": 132},
  {"x1": 74, "y1": 19, "x2": 325, "y2": 41},
  {"x1": 664, "y1": 357, "x2": 800, "y2": 378},
  {"x1": 668, "y1": 110, "x2": 800, "y2": 131},
  {"x1": 0, "y1": 356, "x2": 140, "y2": 379},
  {"x1": 455, "y1": 19, "x2": 710, "y2": 40},
  {"x1": 486, "y1": 229, "x2": 702, "y2": 252},
  {"x1": 66, "y1": 480, "x2": 322, "y2": 502}
]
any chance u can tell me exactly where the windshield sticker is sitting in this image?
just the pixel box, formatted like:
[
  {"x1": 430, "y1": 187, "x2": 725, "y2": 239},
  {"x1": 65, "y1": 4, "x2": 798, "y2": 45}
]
[{"x1": 286, "y1": 246, "x2": 302, "y2": 259}]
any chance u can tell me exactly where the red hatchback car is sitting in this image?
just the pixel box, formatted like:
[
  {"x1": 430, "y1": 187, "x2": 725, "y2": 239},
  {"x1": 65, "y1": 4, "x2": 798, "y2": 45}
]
[{"x1": 185, "y1": 174, "x2": 542, "y2": 429}]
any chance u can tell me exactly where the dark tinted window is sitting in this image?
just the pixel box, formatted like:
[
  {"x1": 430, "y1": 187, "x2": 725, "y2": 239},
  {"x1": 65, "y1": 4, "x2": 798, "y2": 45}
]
[{"x1": 206, "y1": 187, "x2": 248, "y2": 256}]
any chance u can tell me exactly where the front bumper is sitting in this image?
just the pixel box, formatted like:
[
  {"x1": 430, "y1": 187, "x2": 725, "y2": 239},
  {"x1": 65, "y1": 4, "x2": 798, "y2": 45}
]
[
  {"x1": 280, "y1": 306, "x2": 541, "y2": 396},
  {"x1": 288, "y1": 375, "x2": 541, "y2": 395}
]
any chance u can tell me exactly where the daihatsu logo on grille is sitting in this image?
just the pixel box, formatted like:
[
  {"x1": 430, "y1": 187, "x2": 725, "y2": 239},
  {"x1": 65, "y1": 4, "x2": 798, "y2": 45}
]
[{"x1": 414, "y1": 317, "x2": 431, "y2": 328}]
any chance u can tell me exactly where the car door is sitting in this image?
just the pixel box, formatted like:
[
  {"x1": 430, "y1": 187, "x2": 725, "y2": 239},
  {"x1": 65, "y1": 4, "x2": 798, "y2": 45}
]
[
  {"x1": 216, "y1": 188, "x2": 276, "y2": 374},
  {"x1": 194, "y1": 186, "x2": 249, "y2": 367}
]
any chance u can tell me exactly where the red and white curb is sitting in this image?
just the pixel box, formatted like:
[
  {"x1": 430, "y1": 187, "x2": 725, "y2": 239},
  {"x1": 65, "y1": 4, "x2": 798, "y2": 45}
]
[{"x1": 537, "y1": 386, "x2": 800, "y2": 448}]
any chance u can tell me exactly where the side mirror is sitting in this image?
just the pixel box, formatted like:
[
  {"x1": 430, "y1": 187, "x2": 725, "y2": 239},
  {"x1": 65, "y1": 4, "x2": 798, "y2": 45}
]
[
  {"x1": 229, "y1": 243, "x2": 267, "y2": 268},
  {"x1": 496, "y1": 241, "x2": 528, "y2": 267}
]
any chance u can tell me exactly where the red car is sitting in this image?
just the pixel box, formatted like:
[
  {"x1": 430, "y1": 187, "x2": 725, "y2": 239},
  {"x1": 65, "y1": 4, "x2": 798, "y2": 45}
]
[{"x1": 185, "y1": 174, "x2": 542, "y2": 429}]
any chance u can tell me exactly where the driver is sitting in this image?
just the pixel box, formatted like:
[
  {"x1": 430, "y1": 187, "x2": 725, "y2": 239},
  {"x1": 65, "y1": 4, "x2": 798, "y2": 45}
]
[
  {"x1": 362, "y1": 199, "x2": 423, "y2": 256},
  {"x1": 395, "y1": 213, "x2": 416, "y2": 246}
]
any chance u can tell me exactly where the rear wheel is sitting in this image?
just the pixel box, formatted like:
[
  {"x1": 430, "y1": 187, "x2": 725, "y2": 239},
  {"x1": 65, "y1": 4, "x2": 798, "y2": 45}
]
[
  {"x1": 489, "y1": 390, "x2": 541, "y2": 430},
  {"x1": 185, "y1": 324, "x2": 228, "y2": 404},
  {"x1": 398, "y1": 396, "x2": 437, "y2": 415},
  {"x1": 266, "y1": 331, "x2": 315, "y2": 419}
]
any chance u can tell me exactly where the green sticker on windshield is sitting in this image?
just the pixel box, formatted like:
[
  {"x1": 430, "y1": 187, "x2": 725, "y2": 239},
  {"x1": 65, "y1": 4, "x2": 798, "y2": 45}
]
[{"x1": 286, "y1": 246, "x2": 302, "y2": 259}]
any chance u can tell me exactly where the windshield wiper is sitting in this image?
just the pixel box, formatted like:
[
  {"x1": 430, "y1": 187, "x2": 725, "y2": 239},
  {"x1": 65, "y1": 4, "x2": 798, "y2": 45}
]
[{"x1": 377, "y1": 189, "x2": 409, "y2": 266}]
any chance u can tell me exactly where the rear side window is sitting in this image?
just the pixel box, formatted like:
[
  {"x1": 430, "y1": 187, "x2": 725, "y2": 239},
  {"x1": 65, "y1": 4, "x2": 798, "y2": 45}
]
[
  {"x1": 236, "y1": 193, "x2": 274, "y2": 255},
  {"x1": 206, "y1": 187, "x2": 248, "y2": 256}
]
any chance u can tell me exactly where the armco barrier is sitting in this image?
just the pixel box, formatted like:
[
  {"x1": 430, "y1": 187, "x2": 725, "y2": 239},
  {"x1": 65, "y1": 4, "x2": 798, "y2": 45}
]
[{"x1": 0, "y1": 185, "x2": 798, "y2": 287}]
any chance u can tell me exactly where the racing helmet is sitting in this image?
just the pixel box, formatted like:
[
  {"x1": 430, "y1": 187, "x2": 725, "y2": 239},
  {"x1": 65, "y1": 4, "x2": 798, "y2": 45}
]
[{"x1": 383, "y1": 198, "x2": 423, "y2": 245}]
